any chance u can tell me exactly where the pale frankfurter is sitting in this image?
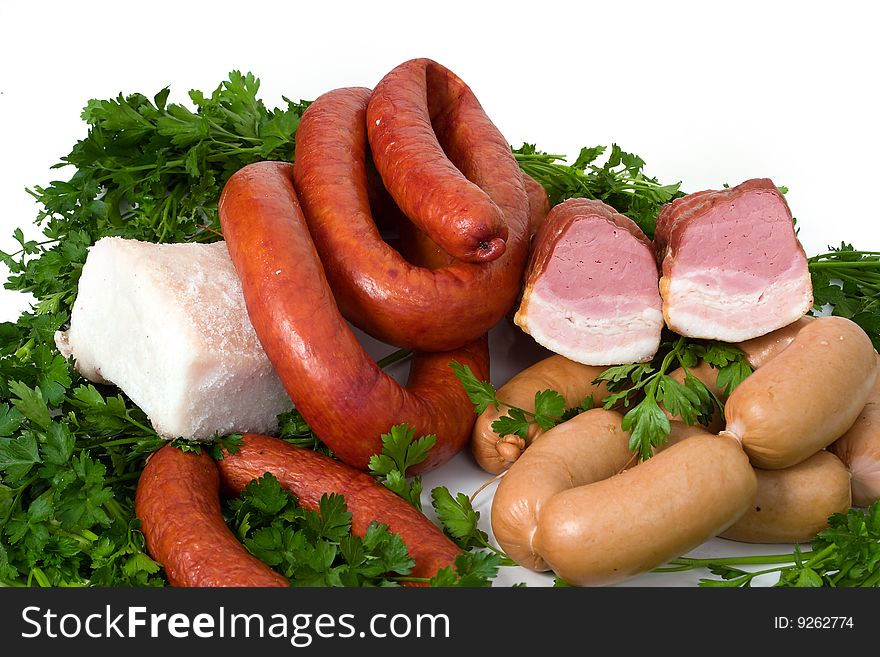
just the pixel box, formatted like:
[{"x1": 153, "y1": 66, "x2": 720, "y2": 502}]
[
  {"x1": 723, "y1": 316, "x2": 877, "y2": 469},
  {"x1": 532, "y1": 433, "x2": 756, "y2": 586},
  {"x1": 734, "y1": 315, "x2": 814, "y2": 369},
  {"x1": 490, "y1": 409, "x2": 634, "y2": 570},
  {"x1": 720, "y1": 450, "x2": 852, "y2": 543},
  {"x1": 471, "y1": 355, "x2": 612, "y2": 474},
  {"x1": 830, "y1": 354, "x2": 880, "y2": 506}
]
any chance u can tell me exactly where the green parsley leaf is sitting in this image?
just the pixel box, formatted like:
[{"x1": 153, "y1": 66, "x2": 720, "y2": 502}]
[
  {"x1": 450, "y1": 360, "x2": 498, "y2": 414},
  {"x1": 8, "y1": 381, "x2": 51, "y2": 430},
  {"x1": 368, "y1": 424, "x2": 435, "y2": 510},
  {"x1": 490, "y1": 408, "x2": 531, "y2": 440},
  {"x1": 430, "y1": 486, "x2": 488, "y2": 550},
  {"x1": 533, "y1": 389, "x2": 565, "y2": 430},
  {"x1": 620, "y1": 395, "x2": 671, "y2": 460}
]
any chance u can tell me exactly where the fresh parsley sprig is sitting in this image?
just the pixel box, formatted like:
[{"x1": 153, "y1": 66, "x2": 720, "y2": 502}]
[
  {"x1": 514, "y1": 143, "x2": 682, "y2": 237},
  {"x1": 449, "y1": 360, "x2": 575, "y2": 440},
  {"x1": 226, "y1": 474, "x2": 414, "y2": 587},
  {"x1": 430, "y1": 487, "x2": 515, "y2": 565},
  {"x1": 595, "y1": 337, "x2": 751, "y2": 460},
  {"x1": 365, "y1": 423, "x2": 510, "y2": 585},
  {"x1": 368, "y1": 424, "x2": 436, "y2": 511},
  {"x1": 809, "y1": 243, "x2": 880, "y2": 350},
  {"x1": 656, "y1": 502, "x2": 880, "y2": 587},
  {"x1": 452, "y1": 342, "x2": 750, "y2": 462}
]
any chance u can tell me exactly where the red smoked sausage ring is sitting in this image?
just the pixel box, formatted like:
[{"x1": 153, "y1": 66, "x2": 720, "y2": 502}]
[
  {"x1": 293, "y1": 86, "x2": 530, "y2": 351},
  {"x1": 366, "y1": 58, "x2": 524, "y2": 264},
  {"x1": 218, "y1": 161, "x2": 489, "y2": 473}
]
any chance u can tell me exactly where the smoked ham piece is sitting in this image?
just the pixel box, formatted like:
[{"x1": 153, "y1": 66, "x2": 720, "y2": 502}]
[
  {"x1": 514, "y1": 199, "x2": 663, "y2": 365},
  {"x1": 655, "y1": 179, "x2": 812, "y2": 342}
]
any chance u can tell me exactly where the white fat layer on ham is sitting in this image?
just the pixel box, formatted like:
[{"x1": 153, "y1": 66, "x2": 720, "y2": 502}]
[
  {"x1": 663, "y1": 266, "x2": 813, "y2": 342},
  {"x1": 55, "y1": 237, "x2": 292, "y2": 440},
  {"x1": 519, "y1": 289, "x2": 663, "y2": 365}
]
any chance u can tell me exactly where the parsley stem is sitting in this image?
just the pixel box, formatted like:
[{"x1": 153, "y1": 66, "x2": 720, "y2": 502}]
[
  {"x1": 809, "y1": 250, "x2": 880, "y2": 260},
  {"x1": 823, "y1": 271, "x2": 880, "y2": 292},
  {"x1": 808, "y1": 260, "x2": 880, "y2": 269},
  {"x1": 87, "y1": 437, "x2": 146, "y2": 449},
  {"x1": 860, "y1": 568, "x2": 880, "y2": 588},
  {"x1": 104, "y1": 471, "x2": 143, "y2": 484},
  {"x1": 376, "y1": 348, "x2": 413, "y2": 369},
  {"x1": 479, "y1": 539, "x2": 516, "y2": 565},
  {"x1": 659, "y1": 552, "x2": 812, "y2": 570},
  {"x1": 103, "y1": 497, "x2": 128, "y2": 524}
]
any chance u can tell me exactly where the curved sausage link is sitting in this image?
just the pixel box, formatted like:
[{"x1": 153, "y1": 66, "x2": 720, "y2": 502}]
[
  {"x1": 135, "y1": 444, "x2": 288, "y2": 587},
  {"x1": 395, "y1": 172, "x2": 549, "y2": 272},
  {"x1": 293, "y1": 86, "x2": 529, "y2": 351},
  {"x1": 218, "y1": 161, "x2": 488, "y2": 473},
  {"x1": 216, "y1": 434, "x2": 460, "y2": 582},
  {"x1": 723, "y1": 316, "x2": 876, "y2": 469},
  {"x1": 367, "y1": 58, "x2": 526, "y2": 263}
]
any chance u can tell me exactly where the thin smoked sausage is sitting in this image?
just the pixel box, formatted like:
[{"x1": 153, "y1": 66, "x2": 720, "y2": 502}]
[{"x1": 218, "y1": 161, "x2": 487, "y2": 473}]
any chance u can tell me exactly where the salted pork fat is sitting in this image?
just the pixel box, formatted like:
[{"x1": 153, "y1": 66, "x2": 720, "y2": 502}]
[
  {"x1": 655, "y1": 179, "x2": 812, "y2": 342},
  {"x1": 514, "y1": 199, "x2": 663, "y2": 365},
  {"x1": 55, "y1": 237, "x2": 292, "y2": 439}
]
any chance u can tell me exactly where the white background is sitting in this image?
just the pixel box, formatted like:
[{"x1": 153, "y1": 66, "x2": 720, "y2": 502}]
[{"x1": 0, "y1": 0, "x2": 877, "y2": 587}]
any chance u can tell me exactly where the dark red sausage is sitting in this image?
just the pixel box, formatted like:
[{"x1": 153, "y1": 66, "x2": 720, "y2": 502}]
[
  {"x1": 135, "y1": 444, "x2": 288, "y2": 587},
  {"x1": 366, "y1": 58, "x2": 524, "y2": 263},
  {"x1": 396, "y1": 172, "x2": 549, "y2": 271},
  {"x1": 217, "y1": 434, "x2": 461, "y2": 582},
  {"x1": 293, "y1": 87, "x2": 530, "y2": 351},
  {"x1": 523, "y1": 173, "x2": 551, "y2": 235},
  {"x1": 218, "y1": 161, "x2": 489, "y2": 473}
]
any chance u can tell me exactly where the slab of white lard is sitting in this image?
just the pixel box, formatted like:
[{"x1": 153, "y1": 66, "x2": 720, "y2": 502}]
[{"x1": 54, "y1": 237, "x2": 292, "y2": 440}]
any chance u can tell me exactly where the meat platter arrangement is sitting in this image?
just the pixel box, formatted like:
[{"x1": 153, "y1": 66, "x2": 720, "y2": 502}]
[{"x1": 1, "y1": 58, "x2": 879, "y2": 588}]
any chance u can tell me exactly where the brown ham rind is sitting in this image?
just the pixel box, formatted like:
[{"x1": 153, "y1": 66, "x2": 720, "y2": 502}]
[
  {"x1": 293, "y1": 87, "x2": 530, "y2": 351},
  {"x1": 366, "y1": 58, "x2": 523, "y2": 263},
  {"x1": 654, "y1": 178, "x2": 812, "y2": 342},
  {"x1": 135, "y1": 444, "x2": 288, "y2": 587},
  {"x1": 217, "y1": 434, "x2": 460, "y2": 582},
  {"x1": 654, "y1": 179, "x2": 788, "y2": 254},
  {"x1": 218, "y1": 161, "x2": 488, "y2": 473},
  {"x1": 527, "y1": 199, "x2": 655, "y2": 275}
]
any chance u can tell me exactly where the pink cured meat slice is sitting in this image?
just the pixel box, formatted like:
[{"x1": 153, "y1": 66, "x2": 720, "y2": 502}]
[
  {"x1": 654, "y1": 178, "x2": 812, "y2": 342},
  {"x1": 514, "y1": 199, "x2": 663, "y2": 366}
]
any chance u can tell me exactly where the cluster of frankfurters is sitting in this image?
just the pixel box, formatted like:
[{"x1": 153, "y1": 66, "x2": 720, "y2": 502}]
[
  {"x1": 483, "y1": 315, "x2": 879, "y2": 585},
  {"x1": 136, "y1": 58, "x2": 551, "y2": 586}
]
